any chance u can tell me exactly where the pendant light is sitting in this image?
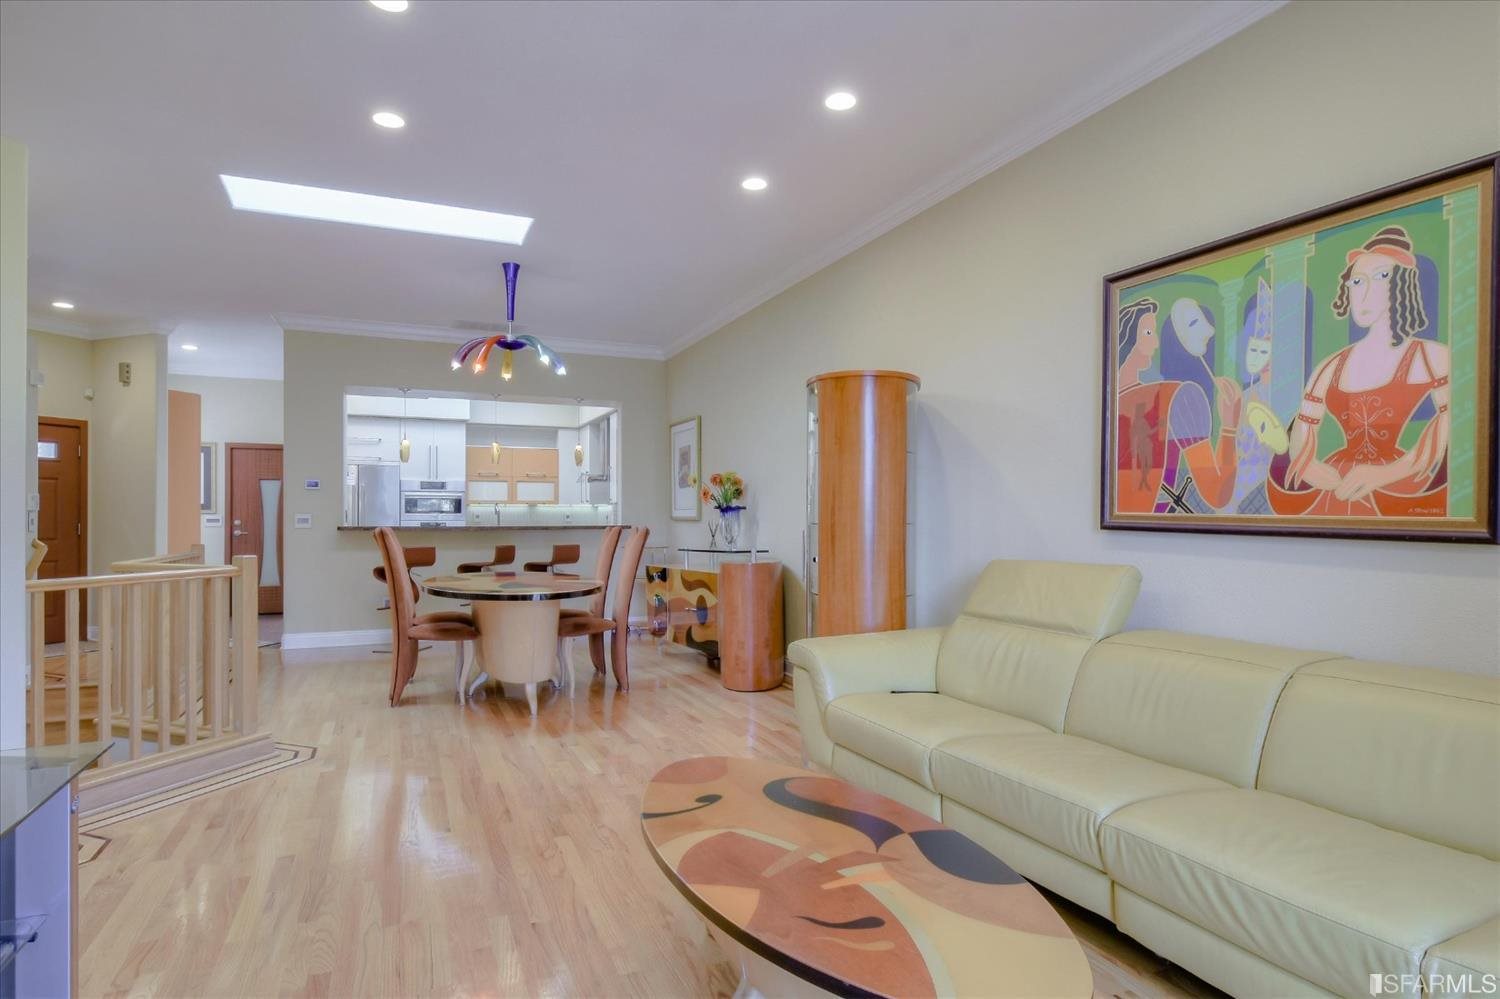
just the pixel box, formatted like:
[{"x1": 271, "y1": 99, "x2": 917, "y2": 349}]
[
  {"x1": 490, "y1": 393, "x2": 502, "y2": 463},
  {"x1": 399, "y1": 388, "x2": 412, "y2": 463},
  {"x1": 451, "y1": 262, "x2": 570, "y2": 381}
]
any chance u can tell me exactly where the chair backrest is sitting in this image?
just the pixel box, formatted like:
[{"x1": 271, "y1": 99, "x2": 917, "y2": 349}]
[
  {"x1": 935, "y1": 559, "x2": 1140, "y2": 731},
  {"x1": 586, "y1": 527, "x2": 623, "y2": 617},
  {"x1": 612, "y1": 526, "x2": 649, "y2": 625},
  {"x1": 373, "y1": 528, "x2": 416, "y2": 634},
  {"x1": 491, "y1": 544, "x2": 516, "y2": 567},
  {"x1": 26, "y1": 538, "x2": 47, "y2": 580},
  {"x1": 551, "y1": 543, "x2": 581, "y2": 567}
]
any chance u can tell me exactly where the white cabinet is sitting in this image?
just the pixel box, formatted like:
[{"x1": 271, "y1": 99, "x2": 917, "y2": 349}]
[
  {"x1": 346, "y1": 415, "x2": 402, "y2": 464},
  {"x1": 396, "y1": 419, "x2": 468, "y2": 481},
  {"x1": 346, "y1": 395, "x2": 471, "y2": 420}
]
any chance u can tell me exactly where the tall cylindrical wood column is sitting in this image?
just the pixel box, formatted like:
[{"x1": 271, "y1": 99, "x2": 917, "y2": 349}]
[{"x1": 807, "y1": 370, "x2": 919, "y2": 638}]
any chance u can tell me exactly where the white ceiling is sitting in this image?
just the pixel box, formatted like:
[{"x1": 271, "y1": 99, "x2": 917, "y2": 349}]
[{"x1": 2, "y1": 0, "x2": 1278, "y2": 371}]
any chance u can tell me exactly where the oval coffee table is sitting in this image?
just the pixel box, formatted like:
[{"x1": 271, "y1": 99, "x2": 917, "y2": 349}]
[
  {"x1": 642, "y1": 756, "x2": 1092, "y2": 999},
  {"x1": 421, "y1": 571, "x2": 601, "y2": 714}
]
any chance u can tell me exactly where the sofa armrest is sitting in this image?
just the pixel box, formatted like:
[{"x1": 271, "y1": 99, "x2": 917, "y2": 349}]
[{"x1": 788, "y1": 627, "x2": 945, "y2": 717}]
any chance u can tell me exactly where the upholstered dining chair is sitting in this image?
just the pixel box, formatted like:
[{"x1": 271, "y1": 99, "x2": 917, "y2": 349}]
[
  {"x1": 373, "y1": 527, "x2": 479, "y2": 706},
  {"x1": 556, "y1": 526, "x2": 648, "y2": 692},
  {"x1": 523, "y1": 544, "x2": 581, "y2": 576},
  {"x1": 456, "y1": 545, "x2": 517, "y2": 574},
  {"x1": 558, "y1": 526, "x2": 622, "y2": 677}
]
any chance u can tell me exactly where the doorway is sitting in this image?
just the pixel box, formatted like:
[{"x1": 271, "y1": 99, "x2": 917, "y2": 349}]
[
  {"x1": 226, "y1": 443, "x2": 284, "y2": 615},
  {"x1": 37, "y1": 417, "x2": 89, "y2": 643}
]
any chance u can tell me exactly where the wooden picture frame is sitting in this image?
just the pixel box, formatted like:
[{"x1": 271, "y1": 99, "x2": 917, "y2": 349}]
[
  {"x1": 1101, "y1": 154, "x2": 1498, "y2": 544},
  {"x1": 669, "y1": 415, "x2": 701, "y2": 521}
]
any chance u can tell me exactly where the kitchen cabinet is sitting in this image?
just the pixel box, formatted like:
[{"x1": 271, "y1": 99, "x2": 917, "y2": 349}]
[
  {"x1": 345, "y1": 415, "x2": 402, "y2": 465},
  {"x1": 512, "y1": 447, "x2": 559, "y2": 481},
  {"x1": 400, "y1": 419, "x2": 466, "y2": 481},
  {"x1": 466, "y1": 445, "x2": 512, "y2": 481}
]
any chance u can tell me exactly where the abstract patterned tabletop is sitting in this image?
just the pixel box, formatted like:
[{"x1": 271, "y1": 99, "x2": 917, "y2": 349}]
[
  {"x1": 641, "y1": 756, "x2": 1092, "y2": 998},
  {"x1": 419, "y1": 571, "x2": 601, "y2": 601}
]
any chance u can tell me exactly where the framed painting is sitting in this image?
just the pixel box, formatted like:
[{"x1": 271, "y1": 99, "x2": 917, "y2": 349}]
[
  {"x1": 1102, "y1": 154, "x2": 1497, "y2": 543},
  {"x1": 669, "y1": 415, "x2": 701, "y2": 521}
]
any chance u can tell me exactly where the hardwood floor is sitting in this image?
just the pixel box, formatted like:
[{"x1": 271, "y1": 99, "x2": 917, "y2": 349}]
[{"x1": 78, "y1": 639, "x2": 1222, "y2": 998}]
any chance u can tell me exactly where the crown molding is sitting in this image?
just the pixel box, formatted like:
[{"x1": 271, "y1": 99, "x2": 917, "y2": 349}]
[
  {"x1": 275, "y1": 312, "x2": 665, "y2": 361},
  {"x1": 27, "y1": 315, "x2": 108, "y2": 339},
  {"x1": 664, "y1": 0, "x2": 1285, "y2": 359}
]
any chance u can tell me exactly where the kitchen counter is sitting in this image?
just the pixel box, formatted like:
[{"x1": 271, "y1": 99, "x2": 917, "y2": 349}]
[{"x1": 337, "y1": 524, "x2": 612, "y2": 531}]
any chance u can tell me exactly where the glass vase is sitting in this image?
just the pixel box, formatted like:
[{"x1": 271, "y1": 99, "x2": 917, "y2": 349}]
[{"x1": 721, "y1": 506, "x2": 744, "y2": 548}]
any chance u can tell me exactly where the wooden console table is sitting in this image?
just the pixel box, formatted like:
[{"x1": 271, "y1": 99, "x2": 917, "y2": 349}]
[{"x1": 645, "y1": 552, "x2": 784, "y2": 691}]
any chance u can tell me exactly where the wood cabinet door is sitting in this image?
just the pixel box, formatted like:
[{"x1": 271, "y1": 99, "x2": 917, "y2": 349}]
[
  {"x1": 466, "y1": 445, "x2": 511, "y2": 480},
  {"x1": 512, "y1": 447, "x2": 559, "y2": 481}
]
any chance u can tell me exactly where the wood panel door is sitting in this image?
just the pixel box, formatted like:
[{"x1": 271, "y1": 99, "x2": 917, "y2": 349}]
[
  {"x1": 37, "y1": 418, "x2": 89, "y2": 643},
  {"x1": 227, "y1": 443, "x2": 284, "y2": 615}
]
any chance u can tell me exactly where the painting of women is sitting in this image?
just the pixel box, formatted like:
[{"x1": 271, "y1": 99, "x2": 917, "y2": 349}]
[
  {"x1": 1268, "y1": 226, "x2": 1450, "y2": 518},
  {"x1": 1115, "y1": 297, "x2": 1242, "y2": 514}
]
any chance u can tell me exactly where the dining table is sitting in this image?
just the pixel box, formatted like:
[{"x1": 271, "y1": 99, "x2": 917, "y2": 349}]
[{"x1": 419, "y1": 570, "x2": 602, "y2": 715}]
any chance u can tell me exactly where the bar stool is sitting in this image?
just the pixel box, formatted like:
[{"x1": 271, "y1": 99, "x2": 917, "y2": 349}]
[
  {"x1": 456, "y1": 545, "x2": 517, "y2": 574},
  {"x1": 523, "y1": 544, "x2": 581, "y2": 576}
]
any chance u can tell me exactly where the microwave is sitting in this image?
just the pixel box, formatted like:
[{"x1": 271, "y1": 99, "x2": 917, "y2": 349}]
[{"x1": 400, "y1": 480, "x2": 465, "y2": 527}]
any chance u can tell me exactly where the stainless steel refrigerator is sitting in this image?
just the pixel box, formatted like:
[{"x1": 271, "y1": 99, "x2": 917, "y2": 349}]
[{"x1": 352, "y1": 463, "x2": 401, "y2": 526}]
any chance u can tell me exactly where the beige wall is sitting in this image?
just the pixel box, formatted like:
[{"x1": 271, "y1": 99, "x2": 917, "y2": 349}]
[
  {"x1": 168, "y1": 373, "x2": 283, "y2": 564},
  {"x1": 282, "y1": 330, "x2": 666, "y2": 640},
  {"x1": 89, "y1": 334, "x2": 167, "y2": 571},
  {"x1": 1, "y1": 136, "x2": 27, "y2": 748},
  {"x1": 32, "y1": 330, "x2": 94, "y2": 421},
  {"x1": 666, "y1": 1, "x2": 1500, "y2": 673}
]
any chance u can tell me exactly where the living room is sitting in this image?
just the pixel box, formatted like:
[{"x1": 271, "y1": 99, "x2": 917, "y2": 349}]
[{"x1": 1, "y1": 2, "x2": 1496, "y2": 997}]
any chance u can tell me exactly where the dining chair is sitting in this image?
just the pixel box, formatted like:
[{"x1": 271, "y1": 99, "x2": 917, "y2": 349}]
[
  {"x1": 373, "y1": 527, "x2": 479, "y2": 705},
  {"x1": 371, "y1": 544, "x2": 462, "y2": 653},
  {"x1": 558, "y1": 526, "x2": 622, "y2": 677},
  {"x1": 523, "y1": 544, "x2": 581, "y2": 576},
  {"x1": 456, "y1": 545, "x2": 517, "y2": 574},
  {"x1": 556, "y1": 526, "x2": 648, "y2": 692}
]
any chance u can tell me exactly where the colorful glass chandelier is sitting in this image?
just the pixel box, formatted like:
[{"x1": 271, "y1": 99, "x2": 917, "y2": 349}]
[{"x1": 450, "y1": 262, "x2": 567, "y2": 381}]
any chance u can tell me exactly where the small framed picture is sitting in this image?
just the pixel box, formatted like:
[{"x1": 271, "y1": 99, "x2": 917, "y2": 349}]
[
  {"x1": 200, "y1": 442, "x2": 217, "y2": 513},
  {"x1": 669, "y1": 416, "x2": 701, "y2": 521}
]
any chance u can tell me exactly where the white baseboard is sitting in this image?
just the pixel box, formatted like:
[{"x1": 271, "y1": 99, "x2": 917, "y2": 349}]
[{"x1": 281, "y1": 628, "x2": 387, "y2": 650}]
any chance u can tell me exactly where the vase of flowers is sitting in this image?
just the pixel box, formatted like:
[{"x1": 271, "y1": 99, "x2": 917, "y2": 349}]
[{"x1": 698, "y1": 471, "x2": 746, "y2": 548}]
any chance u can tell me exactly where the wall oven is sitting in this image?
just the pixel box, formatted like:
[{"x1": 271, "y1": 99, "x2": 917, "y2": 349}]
[{"x1": 399, "y1": 480, "x2": 465, "y2": 527}]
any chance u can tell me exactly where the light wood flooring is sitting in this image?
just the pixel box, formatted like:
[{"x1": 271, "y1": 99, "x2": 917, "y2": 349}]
[{"x1": 79, "y1": 638, "x2": 1222, "y2": 998}]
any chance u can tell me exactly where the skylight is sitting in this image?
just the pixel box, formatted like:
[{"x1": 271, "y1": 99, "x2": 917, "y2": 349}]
[{"x1": 219, "y1": 175, "x2": 532, "y2": 244}]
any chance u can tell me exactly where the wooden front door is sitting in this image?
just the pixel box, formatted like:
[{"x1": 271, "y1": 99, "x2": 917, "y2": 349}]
[
  {"x1": 226, "y1": 443, "x2": 284, "y2": 615},
  {"x1": 37, "y1": 418, "x2": 89, "y2": 643}
]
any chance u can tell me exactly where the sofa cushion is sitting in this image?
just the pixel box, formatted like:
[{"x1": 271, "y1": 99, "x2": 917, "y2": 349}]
[
  {"x1": 824, "y1": 693, "x2": 1045, "y2": 790},
  {"x1": 1259, "y1": 658, "x2": 1500, "y2": 860},
  {"x1": 935, "y1": 560, "x2": 1140, "y2": 730},
  {"x1": 1065, "y1": 630, "x2": 1337, "y2": 787},
  {"x1": 1100, "y1": 788, "x2": 1500, "y2": 999},
  {"x1": 1422, "y1": 918, "x2": 1499, "y2": 993},
  {"x1": 932, "y1": 732, "x2": 1227, "y2": 870}
]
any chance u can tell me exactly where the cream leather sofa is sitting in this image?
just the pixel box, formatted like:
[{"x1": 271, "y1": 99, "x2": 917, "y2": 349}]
[{"x1": 789, "y1": 560, "x2": 1500, "y2": 998}]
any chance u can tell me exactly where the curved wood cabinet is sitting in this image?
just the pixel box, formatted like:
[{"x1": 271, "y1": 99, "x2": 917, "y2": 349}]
[{"x1": 806, "y1": 370, "x2": 919, "y2": 637}]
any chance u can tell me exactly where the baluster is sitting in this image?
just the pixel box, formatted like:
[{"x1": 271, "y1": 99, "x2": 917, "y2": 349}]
[
  {"x1": 209, "y1": 576, "x2": 227, "y2": 737},
  {"x1": 65, "y1": 588, "x2": 81, "y2": 744},
  {"x1": 97, "y1": 586, "x2": 113, "y2": 766},
  {"x1": 128, "y1": 584, "x2": 144, "y2": 760},
  {"x1": 232, "y1": 555, "x2": 259, "y2": 733},
  {"x1": 156, "y1": 582, "x2": 171, "y2": 752},
  {"x1": 185, "y1": 578, "x2": 201, "y2": 744},
  {"x1": 29, "y1": 592, "x2": 44, "y2": 746}
]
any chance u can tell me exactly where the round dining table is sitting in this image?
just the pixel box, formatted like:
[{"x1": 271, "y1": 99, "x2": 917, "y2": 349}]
[{"x1": 420, "y1": 571, "x2": 601, "y2": 715}]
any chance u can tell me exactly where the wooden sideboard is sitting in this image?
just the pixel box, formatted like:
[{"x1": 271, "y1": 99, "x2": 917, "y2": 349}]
[{"x1": 645, "y1": 557, "x2": 784, "y2": 691}]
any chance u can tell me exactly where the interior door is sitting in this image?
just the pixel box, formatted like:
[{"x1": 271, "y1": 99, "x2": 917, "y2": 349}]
[
  {"x1": 36, "y1": 418, "x2": 88, "y2": 643},
  {"x1": 226, "y1": 443, "x2": 284, "y2": 615}
]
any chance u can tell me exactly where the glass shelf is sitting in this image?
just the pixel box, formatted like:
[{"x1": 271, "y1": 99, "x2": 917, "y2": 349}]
[{"x1": 0, "y1": 914, "x2": 47, "y2": 974}]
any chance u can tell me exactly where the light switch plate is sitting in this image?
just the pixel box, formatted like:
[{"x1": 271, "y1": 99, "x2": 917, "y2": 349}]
[
  {"x1": 203, "y1": 515, "x2": 223, "y2": 528},
  {"x1": 293, "y1": 514, "x2": 313, "y2": 529}
]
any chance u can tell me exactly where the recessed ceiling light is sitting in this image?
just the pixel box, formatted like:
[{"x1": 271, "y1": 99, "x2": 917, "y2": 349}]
[
  {"x1": 219, "y1": 175, "x2": 533, "y2": 244},
  {"x1": 180, "y1": 343, "x2": 199, "y2": 352},
  {"x1": 51, "y1": 300, "x2": 75, "y2": 310},
  {"x1": 824, "y1": 91, "x2": 857, "y2": 111},
  {"x1": 741, "y1": 176, "x2": 768, "y2": 192},
  {"x1": 369, "y1": 0, "x2": 409, "y2": 12},
  {"x1": 371, "y1": 110, "x2": 405, "y2": 129}
]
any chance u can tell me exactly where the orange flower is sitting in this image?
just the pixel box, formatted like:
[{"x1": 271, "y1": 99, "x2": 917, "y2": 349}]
[
  {"x1": 709, "y1": 472, "x2": 724, "y2": 487},
  {"x1": 699, "y1": 485, "x2": 711, "y2": 503}
]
